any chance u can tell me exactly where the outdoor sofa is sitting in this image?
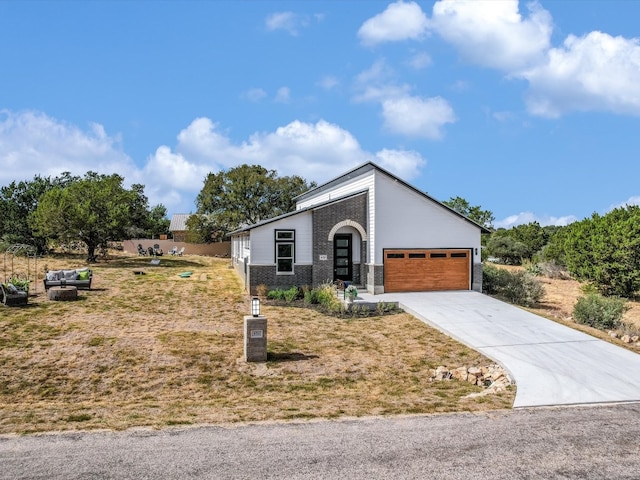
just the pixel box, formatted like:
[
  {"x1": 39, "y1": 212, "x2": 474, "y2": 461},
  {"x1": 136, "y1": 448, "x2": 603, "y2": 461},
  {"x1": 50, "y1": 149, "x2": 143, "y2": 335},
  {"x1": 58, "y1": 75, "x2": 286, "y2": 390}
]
[
  {"x1": 43, "y1": 268, "x2": 93, "y2": 290},
  {"x1": 0, "y1": 283, "x2": 28, "y2": 306}
]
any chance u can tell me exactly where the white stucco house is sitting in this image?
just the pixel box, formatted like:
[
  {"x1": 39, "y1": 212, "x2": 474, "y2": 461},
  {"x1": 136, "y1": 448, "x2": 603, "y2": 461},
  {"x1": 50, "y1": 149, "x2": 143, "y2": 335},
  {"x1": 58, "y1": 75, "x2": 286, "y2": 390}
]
[{"x1": 230, "y1": 162, "x2": 489, "y2": 295}]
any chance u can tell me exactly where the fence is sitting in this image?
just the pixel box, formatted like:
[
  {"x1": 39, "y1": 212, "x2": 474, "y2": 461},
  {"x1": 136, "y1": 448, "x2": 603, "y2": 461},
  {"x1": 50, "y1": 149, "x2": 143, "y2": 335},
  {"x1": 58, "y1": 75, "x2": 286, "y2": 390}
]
[{"x1": 123, "y1": 239, "x2": 231, "y2": 257}]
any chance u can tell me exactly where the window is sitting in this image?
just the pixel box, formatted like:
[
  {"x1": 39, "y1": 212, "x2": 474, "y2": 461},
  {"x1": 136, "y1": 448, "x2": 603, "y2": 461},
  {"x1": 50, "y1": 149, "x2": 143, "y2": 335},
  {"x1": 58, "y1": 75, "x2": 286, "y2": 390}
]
[
  {"x1": 275, "y1": 230, "x2": 295, "y2": 273},
  {"x1": 409, "y1": 253, "x2": 426, "y2": 259},
  {"x1": 451, "y1": 252, "x2": 468, "y2": 258},
  {"x1": 430, "y1": 253, "x2": 447, "y2": 258},
  {"x1": 387, "y1": 253, "x2": 405, "y2": 259}
]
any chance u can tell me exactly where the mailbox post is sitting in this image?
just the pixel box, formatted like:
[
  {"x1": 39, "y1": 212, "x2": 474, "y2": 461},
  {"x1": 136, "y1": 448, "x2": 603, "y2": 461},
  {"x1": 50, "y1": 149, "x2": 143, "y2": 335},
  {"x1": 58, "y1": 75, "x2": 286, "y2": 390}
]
[{"x1": 244, "y1": 298, "x2": 267, "y2": 362}]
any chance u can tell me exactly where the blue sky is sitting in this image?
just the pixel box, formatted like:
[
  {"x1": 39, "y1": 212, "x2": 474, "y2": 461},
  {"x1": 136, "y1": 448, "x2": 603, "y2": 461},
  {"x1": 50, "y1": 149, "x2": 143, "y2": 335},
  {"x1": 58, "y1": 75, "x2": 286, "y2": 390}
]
[{"x1": 1, "y1": 1, "x2": 640, "y2": 228}]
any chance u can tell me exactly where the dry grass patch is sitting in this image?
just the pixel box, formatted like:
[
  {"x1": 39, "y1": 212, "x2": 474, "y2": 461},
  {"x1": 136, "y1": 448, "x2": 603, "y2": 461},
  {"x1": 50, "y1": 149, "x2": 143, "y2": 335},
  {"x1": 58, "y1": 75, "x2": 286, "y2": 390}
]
[
  {"x1": 0, "y1": 252, "x2": 513, "y2": 434},
  {"x1": 494, "y1": 264, "x2": 640, "y2": 354}
]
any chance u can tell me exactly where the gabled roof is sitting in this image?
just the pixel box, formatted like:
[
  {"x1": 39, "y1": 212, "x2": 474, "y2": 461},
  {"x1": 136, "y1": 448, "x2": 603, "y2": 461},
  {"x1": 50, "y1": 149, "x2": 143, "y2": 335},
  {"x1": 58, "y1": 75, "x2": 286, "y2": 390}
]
[
  {"x1": 296, "y1": 161, "x2": 491, "y2": 233},
  {"x1": 169, "y1": 213, "x2": 191, "y2": 232}
]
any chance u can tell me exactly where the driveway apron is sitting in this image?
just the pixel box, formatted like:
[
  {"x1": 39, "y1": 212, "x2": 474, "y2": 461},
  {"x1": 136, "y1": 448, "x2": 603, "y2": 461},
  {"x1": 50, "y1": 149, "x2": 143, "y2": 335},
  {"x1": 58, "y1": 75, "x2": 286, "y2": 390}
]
[{"x1": 361, "y1": 291, "x2": 640, "y2": 408}]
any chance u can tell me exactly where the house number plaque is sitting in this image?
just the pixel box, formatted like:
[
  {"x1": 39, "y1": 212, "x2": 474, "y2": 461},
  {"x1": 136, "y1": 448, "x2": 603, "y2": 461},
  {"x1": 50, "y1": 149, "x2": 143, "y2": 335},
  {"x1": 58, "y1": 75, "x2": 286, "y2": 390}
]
[
  {"x1": 319, "y1": 254, "x2": 328, "y2": 261},
  {"x1": 250, "y1": 329, "x2": 263, "y2": 339}
]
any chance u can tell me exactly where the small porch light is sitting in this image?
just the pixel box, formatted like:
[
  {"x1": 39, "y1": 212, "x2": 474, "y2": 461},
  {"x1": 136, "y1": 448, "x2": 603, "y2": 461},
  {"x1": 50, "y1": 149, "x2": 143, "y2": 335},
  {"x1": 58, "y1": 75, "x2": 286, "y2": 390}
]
[{"x1": 251, "y1": 297, "x2": 261, "y2": 317}]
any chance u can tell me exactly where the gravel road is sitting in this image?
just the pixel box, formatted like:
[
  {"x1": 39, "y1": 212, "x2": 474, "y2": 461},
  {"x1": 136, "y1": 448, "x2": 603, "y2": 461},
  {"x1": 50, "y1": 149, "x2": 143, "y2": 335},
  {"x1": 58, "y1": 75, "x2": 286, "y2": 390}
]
[{"x1": 2, "y1": 403, "x2": 639, "y2": 479}]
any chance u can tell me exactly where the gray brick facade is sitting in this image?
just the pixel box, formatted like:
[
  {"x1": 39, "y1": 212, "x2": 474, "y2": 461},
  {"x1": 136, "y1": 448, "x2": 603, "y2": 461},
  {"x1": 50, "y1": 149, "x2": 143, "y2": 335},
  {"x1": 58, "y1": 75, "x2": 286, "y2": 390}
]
[
  {"x1": 311, "y1": 193, "x2": 368, "y2": 287},
  {"x1": 248, "y1": 264, "x2": 313, "y2": 294}
]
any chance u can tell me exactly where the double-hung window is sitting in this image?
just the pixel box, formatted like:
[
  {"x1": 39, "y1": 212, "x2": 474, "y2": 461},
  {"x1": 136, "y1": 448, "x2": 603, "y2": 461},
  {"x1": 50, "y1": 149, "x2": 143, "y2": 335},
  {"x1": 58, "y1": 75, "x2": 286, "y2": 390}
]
[{"x1": 275, "y1": 230, "x2": 295, "y2": 274}]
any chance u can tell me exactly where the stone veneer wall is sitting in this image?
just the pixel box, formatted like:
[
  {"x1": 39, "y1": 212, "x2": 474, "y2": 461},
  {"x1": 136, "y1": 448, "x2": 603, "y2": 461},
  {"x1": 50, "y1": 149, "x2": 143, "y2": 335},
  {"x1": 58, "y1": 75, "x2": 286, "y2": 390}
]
[
  {"x1": 311, "y1": 193, "x2": 368, "y2": 288},
  {"x1": 472, "y1": 262, "x2": 483, "y2": 292}
]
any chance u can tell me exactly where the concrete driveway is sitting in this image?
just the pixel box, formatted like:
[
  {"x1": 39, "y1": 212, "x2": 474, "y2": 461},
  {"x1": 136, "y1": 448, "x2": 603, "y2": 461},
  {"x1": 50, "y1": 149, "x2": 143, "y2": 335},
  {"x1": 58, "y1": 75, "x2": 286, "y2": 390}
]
[{"x1": 361, "y1": 291, "x2": 640, "y2": 408}]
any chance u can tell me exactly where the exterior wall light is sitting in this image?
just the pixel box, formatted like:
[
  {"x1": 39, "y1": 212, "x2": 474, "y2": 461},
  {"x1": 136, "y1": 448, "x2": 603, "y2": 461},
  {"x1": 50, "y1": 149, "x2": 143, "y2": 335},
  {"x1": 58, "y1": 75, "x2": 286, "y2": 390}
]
[{"x1": 251, "y1": 297, "x2": 261, "y2": 317}]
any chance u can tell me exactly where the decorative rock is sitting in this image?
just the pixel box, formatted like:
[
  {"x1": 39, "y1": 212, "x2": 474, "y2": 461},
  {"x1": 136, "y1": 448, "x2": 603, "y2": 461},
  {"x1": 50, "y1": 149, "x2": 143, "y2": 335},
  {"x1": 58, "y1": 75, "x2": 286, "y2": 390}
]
[
  {"x1": 632, "y1": 336, "x2": 639, "y2": 343},
  {"x1": 609, "y1": 331, "x2": 619, "y2": 339},
  {"x1": 452, "y1": 367, "x2": 468, "y2": 381},
  {"x1": 621, "y1": 335, "x2": 632, "y2": 344}
]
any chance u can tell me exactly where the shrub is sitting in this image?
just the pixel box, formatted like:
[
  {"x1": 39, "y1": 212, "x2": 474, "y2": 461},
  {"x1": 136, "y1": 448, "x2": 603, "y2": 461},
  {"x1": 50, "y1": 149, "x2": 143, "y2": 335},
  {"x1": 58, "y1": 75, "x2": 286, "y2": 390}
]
[
  {"x1": 315, "y1": 282, "x2": 343, "y2": 313},
  {"x1": 267, "y1": 288, "x2": 286, "y2": 301},
  {"x1": 483, "y1": 264, "x2": 544, "y2": 307},
  {"x1": 303, "y1": 287, "x2": 320, "y2": 305},
  {"x1": 267, "y1": 286, "x2": 301, "y2": 303},
  {"x1": 573, "y1": 293, "x2": 629, "y2": 330},
  {"x1": 283, "y1": 286, "x2": 300, "y2": 302},
  {"x1": 500, "y1": 271, "x2": 545, "y2": 307},
  {"x1": 482, "y1": 264, "x2": 510, "y2": 295},
  {"x1": 255, "y1": 284, "x2": 269, "y2": 298}
]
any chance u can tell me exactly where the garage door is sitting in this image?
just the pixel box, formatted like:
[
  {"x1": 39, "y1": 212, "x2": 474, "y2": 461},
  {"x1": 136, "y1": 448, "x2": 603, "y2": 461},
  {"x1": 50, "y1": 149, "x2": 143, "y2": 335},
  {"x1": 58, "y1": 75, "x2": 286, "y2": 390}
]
[{"x1": 384, "y1": 249, "x2": 471, "y2": 293}]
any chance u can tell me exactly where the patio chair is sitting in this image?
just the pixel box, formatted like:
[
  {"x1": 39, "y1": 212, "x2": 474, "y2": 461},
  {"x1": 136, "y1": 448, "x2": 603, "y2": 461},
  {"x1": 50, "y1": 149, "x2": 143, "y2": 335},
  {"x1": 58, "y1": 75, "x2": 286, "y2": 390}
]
[
  {"x1": 137, "y1": 244, "x2": 147, "y2": 256},
  {"x1": 153, "y1": 244, "x2": 163, "y2": 256},
  {"x1": 177, "y1": 247, "x2": 185, "y2": 256},
  {"x1": 168, "y1": 246, "x2": 178, "y2": 256},
  {"x1": 147, "y1": 246, "x2": 154, "y2": 256}
]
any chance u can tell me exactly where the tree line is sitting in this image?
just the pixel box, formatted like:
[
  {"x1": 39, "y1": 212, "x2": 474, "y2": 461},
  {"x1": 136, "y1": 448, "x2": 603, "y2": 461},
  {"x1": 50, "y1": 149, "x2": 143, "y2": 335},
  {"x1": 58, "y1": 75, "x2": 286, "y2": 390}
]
[
  {"x1": 0, "y1": 165, "x2": 314, "y2": 261},
  {"x1": 2, "y1": 165, "x2": 637, "y2": 298}
]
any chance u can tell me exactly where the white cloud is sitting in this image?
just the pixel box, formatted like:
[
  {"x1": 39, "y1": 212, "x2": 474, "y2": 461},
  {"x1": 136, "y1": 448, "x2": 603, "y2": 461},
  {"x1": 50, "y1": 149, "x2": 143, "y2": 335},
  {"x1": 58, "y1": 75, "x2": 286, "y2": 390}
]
[
  {"x1": 0, "y1": 109, "x2": 135, "y2": 184},
  {"x1": 0, "y1": 110, "x2": 428, "y2": 216},
  {"x1": 275, "y1": 87, "x2": 291, "y2": 103},
  {"x1": 381, "y1": 95, "x2": 456, "y2": 139},
  {"x1": 265, "y1": 11, "x2": 309, "y2": 36},
  {"x1": 358, "y1": 1, "x2": 429, "y2": 46},
  {"x1": 408, "y1": 51, "x2": 432, "y2": 70},
  {"x1": 521, "y1": 31, "x2": 640, "y2": 117},
  {"x1": 375, "y1": 148, "x2": 426, "y2": 179},
  {"x1": 241, "y1": 88, "x2": 267, "y2": 102},
  {"x1": 495, "y1": 211, "x2": 578, "y2": 229},
  {"x1": 318, "y1": 75, "x2": 339, "y2": 90},
  {"x1": 609, "y1": 196, "x2": 640, "y2": 211},
  {"x1": 429, "y1": 0, "x2": 552, "y2": 72},
  {"x1": 150, "y1": 117, "x2": 428, "y2": 209}
]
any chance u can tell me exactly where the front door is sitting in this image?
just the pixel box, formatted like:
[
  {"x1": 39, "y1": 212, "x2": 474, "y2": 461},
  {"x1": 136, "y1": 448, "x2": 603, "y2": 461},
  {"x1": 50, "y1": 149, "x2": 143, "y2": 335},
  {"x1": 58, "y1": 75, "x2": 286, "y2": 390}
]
[{"x1": 333, "y1": 234, "x2": 352, "y2": 282}]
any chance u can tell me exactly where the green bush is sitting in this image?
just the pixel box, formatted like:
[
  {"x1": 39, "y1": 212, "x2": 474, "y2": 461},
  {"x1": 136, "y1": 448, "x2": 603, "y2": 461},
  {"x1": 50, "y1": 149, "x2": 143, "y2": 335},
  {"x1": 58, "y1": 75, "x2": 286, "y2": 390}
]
[
  {"x1": 267, "y1": 286, "x2": 301, "y2": 303},
  {"x1": 303, "y1": 287, "x2": 320, "y2": 305},
  {"x1": 315, "y1": 282, "x2": 343, "y2": 313},
  {"x1": 482, "y1": 264, "x2": 510, "y2": 295},
  {"x1": 283, "y1": 286, "x2": 300, "y2": 302},
  {"x1": 500, "y1": 271, "x2": 545, "y2": 307},
  {"x1": 573, "y1": 293, "x2": 629, "y2": 330},
  {"x1": 483, "y1": 264, "x2": 544, "y2": 307}
]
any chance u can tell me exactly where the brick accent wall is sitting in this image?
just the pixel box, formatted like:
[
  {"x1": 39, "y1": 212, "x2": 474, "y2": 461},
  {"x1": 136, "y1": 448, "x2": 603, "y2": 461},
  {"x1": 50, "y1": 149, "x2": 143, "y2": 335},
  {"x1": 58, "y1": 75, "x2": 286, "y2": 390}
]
[
  {"x1": 248, "y1": 265, "x2": 313, "y2": 294},
  {"x1": 311, "y1": 193, "x2": 368, "y2": 287}
]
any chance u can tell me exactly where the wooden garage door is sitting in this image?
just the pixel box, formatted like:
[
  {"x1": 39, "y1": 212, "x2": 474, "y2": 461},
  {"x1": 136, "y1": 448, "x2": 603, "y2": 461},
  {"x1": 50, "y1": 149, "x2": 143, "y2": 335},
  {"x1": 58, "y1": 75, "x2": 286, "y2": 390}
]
[{"x1": 384, "y1": 249, "x2": 471, "y2": 293}]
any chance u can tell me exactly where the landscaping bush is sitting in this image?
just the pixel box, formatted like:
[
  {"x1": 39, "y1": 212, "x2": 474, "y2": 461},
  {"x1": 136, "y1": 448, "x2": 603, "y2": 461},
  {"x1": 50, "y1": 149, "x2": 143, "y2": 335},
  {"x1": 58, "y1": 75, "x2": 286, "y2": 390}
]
[
  {"x1": 573, "y1": 293, "x2": 629, "y2": 331},
  {"x1": 482, "y1": 264, "x2": 510, "y2": 295},
  {"x1": 267, "y1": 286, "x2": 301, "y2": 303},
  {"x1": 500, "y1": 271, "x2": 545, "y2": 307},
  {"x1": 483, "y1": 264, "x2": 545, "y2": 307}
]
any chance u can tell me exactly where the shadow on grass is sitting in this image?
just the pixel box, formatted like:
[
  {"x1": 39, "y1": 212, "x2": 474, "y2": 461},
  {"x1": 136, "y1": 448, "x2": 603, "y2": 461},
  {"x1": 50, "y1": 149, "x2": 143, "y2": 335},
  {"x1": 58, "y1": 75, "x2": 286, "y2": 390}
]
[{"x1": 267, "y1": 351, "x2": 319, "y2": 362}]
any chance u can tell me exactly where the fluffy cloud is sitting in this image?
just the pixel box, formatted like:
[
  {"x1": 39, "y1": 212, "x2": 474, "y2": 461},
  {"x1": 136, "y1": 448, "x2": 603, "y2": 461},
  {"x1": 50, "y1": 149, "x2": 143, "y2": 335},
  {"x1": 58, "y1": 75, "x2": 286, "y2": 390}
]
[
  {"x1": 521, "y1": 32, "x2": 640, "y2": 117},
  {"x1": 353, "y1": 60, "x2": 456, "y2": 139},
  {"x1": 0, "y1": 109, "x2": 135, "y2": 185},
  {"x1": 148, "y1": 117, "x2": 428, "y2": 210},
  {"x1": 495, "y1": 211, "x2": 578, "y2": 229},
  {"x1": 429, "y1": 0, "x2": 552, "y2": 72},
  {"x1": 0, "y1": 110, "x2": 428, "y2": 216},
  {"x1": 265, "y1": 11, "x2": 312, "y2": 36},
  {"x1": 381, "y1": 95, "x2": 456, "y2": 139},
  {"x1": 358, "y1": 0, "x2": 428, "y2": 46}
]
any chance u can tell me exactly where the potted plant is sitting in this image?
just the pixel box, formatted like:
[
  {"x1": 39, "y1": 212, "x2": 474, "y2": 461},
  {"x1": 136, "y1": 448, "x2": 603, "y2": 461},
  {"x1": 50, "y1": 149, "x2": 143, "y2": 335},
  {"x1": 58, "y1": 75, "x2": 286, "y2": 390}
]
[{"x1": 345, "y1": 285, "x2": 358, "y2": 302}]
